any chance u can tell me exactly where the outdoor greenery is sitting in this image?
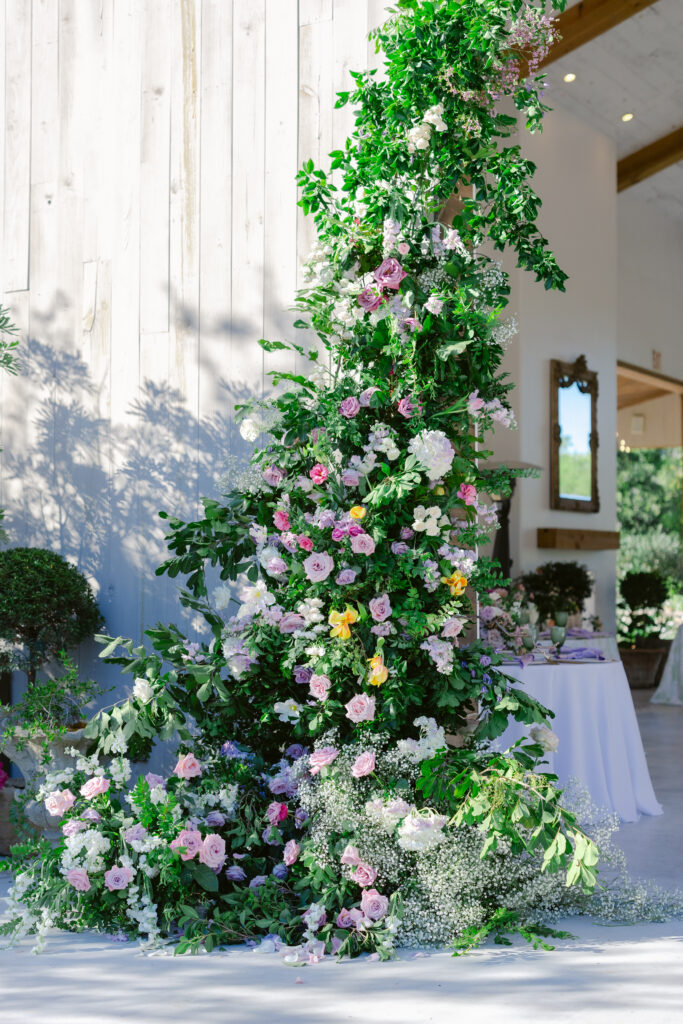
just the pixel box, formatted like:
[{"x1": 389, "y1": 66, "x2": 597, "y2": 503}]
[
  {"x1": 0, "y1": 548, "x2": 104, "y2": 685},
  {"x1": 7, "y1": 0, "x2": 671, "y2": 960},
  {"x1": 617, "y1": 447, "x2": 683, "y2": 592},
  {"x1": 519, "y1": 561, "x2": 593, "y2": 623},
  {"x1": 618, "y1": 570, "x2": 669, "y2": 647}
]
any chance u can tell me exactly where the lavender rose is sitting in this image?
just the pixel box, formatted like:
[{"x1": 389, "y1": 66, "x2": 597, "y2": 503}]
[
  {"x1": 345, "y1": 693, "x2": 376, "y2": 723},
  {"x1": 350, "y1": 533, "x2": 376, "y2": 556},
  {"x1": 339, "y1": 396, "x2": 361, "y2": 419},
  {"x1": 360, "y1": 888, "x2": 389, "y2": 921},
  {"x1": 279, "y1": 612, "x2": 306, "y2": 634},
  {"x1": 303, "y1": 551, "x2": 334, "y2": 583},
  {"x1": 199, "y1": 833, "x2": 226, "y2": 870},
  {"x1": 336, "y1": 569, "x2": 357, "y2": 585},
  {"x1": 104, "y1": 865, "x2": 135, "y2": 892},
  {"x1": 369, "y1": 593, "x2": 392, "y2": 622},
  {"x1": 373, "y1": 257, "x2": 407, "y2": 290},
  {"x1": 351, "y1": 861, "x2": 377, "y2": 887},
  {"x1": 225, "y1": 865, "x2": 247, "y2": 882}
]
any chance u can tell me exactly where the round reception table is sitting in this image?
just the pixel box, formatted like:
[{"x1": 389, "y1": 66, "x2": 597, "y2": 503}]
[{"x1": 498, "y1": 660, "x2": 662, "y2": 823}]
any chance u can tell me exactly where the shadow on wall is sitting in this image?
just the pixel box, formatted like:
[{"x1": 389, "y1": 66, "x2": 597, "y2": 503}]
[{"x1": 3, "y1": 334, "x2": 256, "y2": 699}]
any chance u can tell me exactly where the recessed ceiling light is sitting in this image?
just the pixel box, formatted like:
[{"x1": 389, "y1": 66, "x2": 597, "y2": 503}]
[
  {"x1": 621, "y1": 112, "x2": 634, "y2": 122},
  {"x1": 563, "y1": 72, "x2": 576, "y2": 83}
]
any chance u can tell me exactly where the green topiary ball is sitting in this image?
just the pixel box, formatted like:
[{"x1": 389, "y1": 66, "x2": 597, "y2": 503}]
[
  {"x1": 620, "y1": 571, "x2": 668, "y2": 613},
  {"x1": 0, "y1": 547, "x2": 104, "y2": 683}
]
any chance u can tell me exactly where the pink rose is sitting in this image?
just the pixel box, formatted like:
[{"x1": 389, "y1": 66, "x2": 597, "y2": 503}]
[
  {"x1": 397, "y1": 396, "x2": 422, "y2": 419},
  {"x1": 263, "y1": 465, "x2": 286, "y2": 487},
  {"x1": 442, "y1": 616, "x2": 466, "y2": 638},
  {"x1": 360, "y1": 888, "x2": 389, "y2": 921},
  {"x1": 297, "y1": 534, "x2": 314, "y2": 552},
  {"x1": 65, "y1": 867, "x2": 91, "y2": 892},
  {"x1": 279, "y1": 612, "x2": 306, "y2": 634},
  {"x1": 62, "y1": 819, "x2": 86, "y2": 838},
  {"x1": 199, "y1": 833, "x2": 226, "y2": 870},
  {"x1": 336, "y1": 908, "x2": 358, "y2": 929},
  {"x1": 468, "y1": 391, "x2": 485, "y2": 416},
  {"x1": 170, "y1": 829, "x2": 203, "y2": 861},
  {"x1": 331, "y1": 527, "x2": 347, "y2": 542},
  {"x1": 345, "y1": 692, "x2": 376, "y2": 724},
  {"x1": 267, "y1": 802, "x2": 288, "y2": 826},
  {"x1": 351, "y1": 861, "x2": 377, "y2": 887},
  {"x1": 303, "y1": 551, "x2": 334, "y2": 583},
  {"x1": 458, "y1": 483, "x2": 477, "y2": 506},
  {"x1": 340, "y1": 396, "x2": 361, "y2": 419},
  {"x1": 309, "y1": 747, "x2": 339, "y2": 775},
  {"x1": 351, "y1": 751, "x2": 376, "y2": 779},
  {"x1": 357, "y1": 285, "x2": 384, "y2": 312},
  {"x1": 173, "y1": 753, "x2": 202, "y2": 779},
  {"x1": 104, "y1": 864, "x2": 135, "y2": 892},
  {"x1": 309, "y1": 464, "x2": 328, "y2": 485},
  {"x1": 404, "y1": 316, "x2": 423, "y2": 333},
  {"x1": 340, "y1": 844, "x2": 361, "y2": 866},
  {"x1": 397, "y1": 241, "x2": 410, "y2": 256},
  {"x1": 359, "y1": 387, "x2": 380, "y2": 407},
  {"x1": 350, "y1": 533, "x2": 375, "y2": 556},
  {"x1": 266, "y1": 556, "x2": 287, "y2": 576},
  {"x1": 309, "y1": 674, "x2": 331, "y2": 700},
  {"x1": 280, "y1": 531, "x2": 298, "y2": 553},
  {"x1": 374, "y1": 257, "x2": 407, "y2": 290},
  {"x1": 79, "y1": 777, "x2": 110, "y2": 800},
  {"x1": 368, "y1": 593, "x2": 392, "y2": 622},
  {"x1": 273, "y1": 509, "x2": 291, "y2": 531},
  {"x1": 341, "y1": 469, "x2": 360, "y2": 487},
  {"x1": 283, "y1": 839, "x2": 300, "y2": 867},
  {"x1": 44, "y1": 789, "x2": 76, "y2": 818},
  {"x1": 348, "y1": 523, "x2": 364, "y2": 537}
]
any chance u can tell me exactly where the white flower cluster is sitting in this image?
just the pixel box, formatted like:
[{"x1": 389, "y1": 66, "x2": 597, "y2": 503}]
[
  {"x1": 408, "y1": 429, "x2": 454, "y2": 481},
  {"x1": 61, "y1": 829, "x2": 112, "y2": 874},
  {"x1": 407, "y1": 103, "x2": 447, "y2": 153},
  {"x1": 125, "y1": 883, "x2": 160, "y2": 944},
  {"x1": 397, "y1": 809, "x2": 449, "y2": 852},
  {"x1": 420, "y1": 635, "x2": 455, "y2": 675},
  {"x1": 412, "y1": 505, "x2": 448, "y2": 537},
  {"x1": 297, "y1": 597, "x2": 326, "y2": 627},
  {"x1": 397, "y1": 717, "x2": 447, "y2": 762}
]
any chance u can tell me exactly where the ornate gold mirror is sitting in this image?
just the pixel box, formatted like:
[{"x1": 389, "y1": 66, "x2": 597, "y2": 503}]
[{"x1": 550, "y1": 355, "x2": 599, "y2": 513}]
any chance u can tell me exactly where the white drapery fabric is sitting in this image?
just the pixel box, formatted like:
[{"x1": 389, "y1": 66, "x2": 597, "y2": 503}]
[
  {"x1": 651, "y1": 626, "x2": 683, "y2": 706},
  {"x1": 499, "y1": 661, "x2": 662, "y2": 823}
]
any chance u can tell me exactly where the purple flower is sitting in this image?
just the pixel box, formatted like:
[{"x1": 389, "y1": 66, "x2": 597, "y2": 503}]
[
  {"x1": 303, "y1": 551, "x2": 335, "y2": 583},
  {"x1": 123, "y1": 824, "x2": 147, "y2": 843},
  {"x1": 374, "y1": 257, "x2": 407, "y2": 290},
  {"x1": 262, "y1": 826, "x2": 283, "y2": 846},
  {"x1": 81, "y1": 808, "x2": 101, "y2": 823},
  {"x1": 225, "y1": 865, "x2": 247, "y2": 882},
  {"x1": 205, "y1": 810, "x2": 226, "y2": 828},
  {"x1": 350, "y1": 533, "x2": 376, "y2": 556},
  {"x1": 479, "y1": 655, "x2": 492, "y2": 668},
  {"x1": 371, "y1": 623, "x2": 393, "y2": 636},
  {"x1": 285, "y1": 743, "x2": 306, "y2": 760},
  {"x1": 397, "y1": 397, "x2": 421, "y2": 419},
  {"x1": 339, "y1": 396, "x2": 361, "y2": 419},
  {"x1": 263, "y1": 465, "x2": 286, "y2": 487},
  {"x1": 272, "y1": 863, "x2": 289, "y2": 880},
  {"x1": 357, "y1": 285, "x2": 384, "y2": 312},
  {"x1": 295, "y1": 808, "x2": 309, "y2": 828},
  {"x1": 336, "y1": 569, "x2": 357, "y2": 585},
  {"x1": 317, "y1": 509, "x2": 336, "y2": 529},
  {"x1": 331, "y1": 527, "x2": 347, "y2": 542},
  {"x1": 359, "y1": 387, "x2": 380, "y2": 407},
  {"x1": 341, "y1": 469, "x2": 360, "y2": 487},
  {"x1": 249, "y1": 874, "x2": 268, "y2": 889},
  {"x1": 145, "y1": 772, "x2": 165, "y2": 789},
  {"x1": 279, "y1": 612, "x2": 306, "y2": 634},
  {"x1": 221, "y1": 741, "x2": 248, "y2": 760},
  {"x1": 369, "y1": 593, "x2": 392, "y2": 622},
  {"x1": 348, "y1": 523, "x2": 364, "y2": 538},
  {"x1": 265, "y1": 556, "x2": 288, "y2": 576},
  {"x1": 391, "y1": 541, "x2": 409, "y2": 555},
  {"x1": 293, "y1": 665, "x2": 313, "y2": 686},
  {"x1": 400, "y1": 527, "x2": 414, "y2": 540}
]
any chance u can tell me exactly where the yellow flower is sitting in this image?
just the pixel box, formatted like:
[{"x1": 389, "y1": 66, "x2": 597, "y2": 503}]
[
  {"x1": 442, "y1": 574, "x2": 468, "y2": 597},
  {"x1": 329, "y1": 605, "x2": 359, "y2": 640},
  {"x1": 349, "y1": 505, "x2": 366, "y2": 520},
  {"x1": 432, "y1": 486, "x2": 446, "y2": 496},
  {"x1": 368, "y1": 653, "x2": 389, "y2": 686}
]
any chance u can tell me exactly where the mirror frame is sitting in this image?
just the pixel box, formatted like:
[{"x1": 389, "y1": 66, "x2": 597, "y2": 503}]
[{"x1": 550, "y1": 355, "x2": 600, "y2": 513}]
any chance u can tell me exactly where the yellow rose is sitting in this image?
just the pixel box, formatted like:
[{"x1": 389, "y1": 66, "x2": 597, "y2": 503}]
[
  {"x1": 349, "y1": 505, "x2": 366, "y2": 520},
  {"x1": 329, "y1": 605, "x2": 359, "y2": 640},
  {"x1": 441, "y1": 574, "x2": 468, "y2": 597}
]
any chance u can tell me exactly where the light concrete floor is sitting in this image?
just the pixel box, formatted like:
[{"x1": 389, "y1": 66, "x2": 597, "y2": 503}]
[{"x1": 1, "y1": 692, "x2": 682, "y2": 1024}]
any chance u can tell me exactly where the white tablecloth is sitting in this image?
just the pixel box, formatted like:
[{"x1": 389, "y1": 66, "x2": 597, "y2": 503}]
[
  {"x1": 651, "y1": 625, "x2": 683, "y2": 705},
  {"x1": 499, "y1": 660, "x2": 662, "y2": 823},
  {"x1": 537, "y1": 633, "x2": 620, "y2": 661}
]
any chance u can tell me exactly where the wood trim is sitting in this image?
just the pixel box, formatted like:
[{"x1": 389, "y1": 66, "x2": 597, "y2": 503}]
[
  {"x1": 539, "y1": 0, "x2": 660, "y2": 69},
  {"x1": 537, "y1": 528, "x2": 620, "y2": 551},
  {"x1": 617, "y1": 127, "x2": 683, "y2": 192},
  {"x1": 617, "y1": 361, "x2": 683, "y2": 395}
]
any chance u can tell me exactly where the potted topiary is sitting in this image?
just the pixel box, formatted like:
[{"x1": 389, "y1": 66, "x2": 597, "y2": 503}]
[
  {"x1": 0, "y1": 548, "x2": 105, "y2": 841},
  {"x1": 519, "y1": 561, "x2": 593, "y2": 627},
  {"x1": 618, "y1": 571, "x2": 669, "y2": 689}
]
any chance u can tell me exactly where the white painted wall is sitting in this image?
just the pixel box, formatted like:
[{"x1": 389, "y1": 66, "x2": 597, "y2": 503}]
[
  {"x1": 492, "y1": 106, "x2": 619, "y2": 629},
  {"x1": 617, "y1": 194, "x2": 683, "y2": 382},
  {"x1": 618, "y1": 392, "x2": 682, "y2": 450},
  {"x1": 0, "y1": 0, "x2": 389, "y2": 698}
]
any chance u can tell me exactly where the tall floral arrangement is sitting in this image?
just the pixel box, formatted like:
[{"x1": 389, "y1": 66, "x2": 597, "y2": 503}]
[{"x1": 7, "y1": 0, "x2": 644, "y2": 959}]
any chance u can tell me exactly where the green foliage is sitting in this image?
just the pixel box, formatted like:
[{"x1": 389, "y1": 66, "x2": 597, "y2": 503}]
[
  {"x1": 617, "y1": 447, "x2": 682, "y2": 538},
  {"x1": 0, "y1": 306, "x2": 19, "y2": 377},
  {"x1": 1, "y1": 652, "x2": 105, "y2": 761},
  {"x1": 519, "y1": 560, "x2": 593, "y2": 622},
  {"x1": 618, "y1": 570, "x2": 670, "y2": 646},
  {"x1": 0, "y1": 548, "x2": 104, "y2": 684}
]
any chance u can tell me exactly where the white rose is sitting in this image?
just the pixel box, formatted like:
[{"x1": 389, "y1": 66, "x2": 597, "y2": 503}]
[
  {"x1": 239, "y1": 416, "x2": 261, "y2": 442},
  {"x1": 529, "y1": 725, "x2": 559, "y2": 753},
  {"x1": 133, "y1": 678, "x2": 154, "y2": 704}
]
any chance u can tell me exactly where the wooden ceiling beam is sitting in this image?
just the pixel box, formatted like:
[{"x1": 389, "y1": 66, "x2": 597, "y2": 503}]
[
  {"x1": 617, "y1": 127, "x2": 683, "y2": 191},
  {"x1": 538, "y1": 0, "x2": 660, "y2": 69}
]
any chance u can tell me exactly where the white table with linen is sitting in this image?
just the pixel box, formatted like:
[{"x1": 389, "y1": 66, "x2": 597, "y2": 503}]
[
  {"x1": 652, "y1": 624, "x2": 683, "y2": 705},
  {"x1": 537, "y1": 631, "x2": 621, "y2": 661},
  {"x1": 499, "y1": 659, "x2": 662, "y2": 823}
]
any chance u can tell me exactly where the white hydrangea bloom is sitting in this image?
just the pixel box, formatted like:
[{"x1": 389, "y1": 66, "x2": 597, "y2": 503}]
[
  {"x1": 397, "y1": 809, "x2": 448, "y2": 852},
  {"x1": 408, "y1": 429, "x2": 454, "y2": 481}
]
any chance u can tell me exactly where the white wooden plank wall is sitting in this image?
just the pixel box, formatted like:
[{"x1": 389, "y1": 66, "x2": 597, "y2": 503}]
[{"x1": 0, "y1": 0, "x2": 390, "y2": 687}]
